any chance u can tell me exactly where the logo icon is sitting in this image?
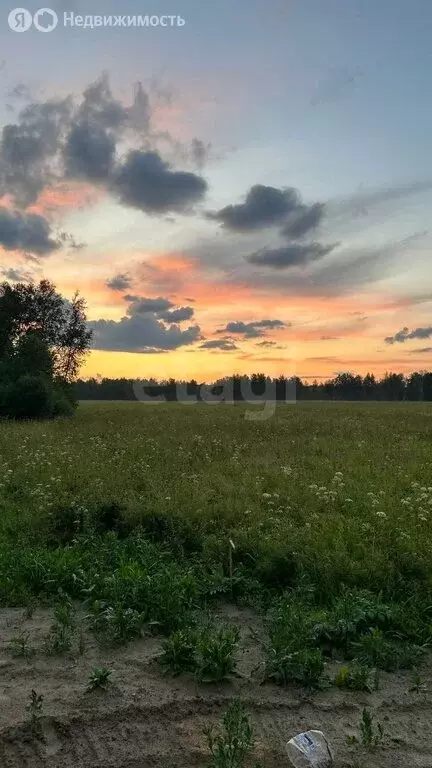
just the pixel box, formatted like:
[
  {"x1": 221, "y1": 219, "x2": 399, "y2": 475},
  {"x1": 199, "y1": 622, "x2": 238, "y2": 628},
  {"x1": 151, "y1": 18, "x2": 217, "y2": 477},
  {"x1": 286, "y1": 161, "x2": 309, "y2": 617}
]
[
  {"x1": 33, "y1": 7, "x2": 58, "y2": 32},
  {"x1": 8, "y1": 8, "x2": 32, "y2": 31}
]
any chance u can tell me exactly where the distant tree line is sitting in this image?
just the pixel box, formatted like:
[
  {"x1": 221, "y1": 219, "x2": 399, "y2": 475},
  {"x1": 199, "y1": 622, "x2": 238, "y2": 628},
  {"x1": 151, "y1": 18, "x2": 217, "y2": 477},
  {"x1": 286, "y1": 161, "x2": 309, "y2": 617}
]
[{"x1": 73, "y1": 371, "x2": 432, "y2": 402}]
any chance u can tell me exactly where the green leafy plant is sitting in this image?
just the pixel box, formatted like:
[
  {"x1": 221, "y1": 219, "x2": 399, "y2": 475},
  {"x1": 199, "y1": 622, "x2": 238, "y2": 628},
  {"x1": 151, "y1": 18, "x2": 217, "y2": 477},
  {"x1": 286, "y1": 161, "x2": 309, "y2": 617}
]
[
  {"x1": 44, "y1": 594, "x2": 76, "y2": 655},
  {"x1": 266, "y1": 647, "x2": 326, "y2": 689},
  {"x1": 348, "y1": 708, "x2": 384, "y2": 750},
  {"x1": 195, "y1": 626, "x2": 240, "y2": 683},
  {"x1": 161, "y1": 624, "x2": 239, "y2": 682},
  {"x1": 354, "y1": 628, "x2": 423, "y2": 671},
  {"x1": 160, "y1": 627, "x2": 196, "y2": 676},
  {"x1": 409, "y1": 671, "x2": 427, "y2": 693},
  {"x1": 26, "y1": 689, "x2": 44, "y2": 738},
  {"x1": 53, "y1": 594, "x2": 76, "y2": 630},
  {"x1": 9, "y1": 631, "x2": 35, "y2": 659},
  {"x1": 86, "y1": 667, "x2": 113, "y2": 692},
  {"x1": 360, "y1": 708, "x2": 384, "y2": 749},
  {"x1": 88, "y1": 601, "x2": 144, "y2": 644},
  {"x1": 44, "y1": 625, "x2": 71, "y2": 655},
  {"x1": 204, "y1": 699, "x2": 255, "y2": 768},
  {"x1": 311, "y1": 590, "x2": 393, "y2": 657},
  {"x1": 334, "y1": 663, "x2": 371, "y2": 691}
]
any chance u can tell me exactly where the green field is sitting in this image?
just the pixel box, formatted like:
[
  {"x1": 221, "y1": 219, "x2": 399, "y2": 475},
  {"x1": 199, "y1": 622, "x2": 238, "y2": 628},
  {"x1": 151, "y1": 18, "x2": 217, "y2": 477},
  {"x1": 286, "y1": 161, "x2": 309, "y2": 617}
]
[{"x1": 1, "y1": 401, "x2": 432, "y2": 685}]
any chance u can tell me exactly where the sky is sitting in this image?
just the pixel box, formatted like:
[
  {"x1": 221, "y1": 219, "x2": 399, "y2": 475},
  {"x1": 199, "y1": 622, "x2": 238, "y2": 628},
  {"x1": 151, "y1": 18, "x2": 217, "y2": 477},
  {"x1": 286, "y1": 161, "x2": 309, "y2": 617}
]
[{"x1": 0, "y1": 0, "x2": 432, "y2": 381}]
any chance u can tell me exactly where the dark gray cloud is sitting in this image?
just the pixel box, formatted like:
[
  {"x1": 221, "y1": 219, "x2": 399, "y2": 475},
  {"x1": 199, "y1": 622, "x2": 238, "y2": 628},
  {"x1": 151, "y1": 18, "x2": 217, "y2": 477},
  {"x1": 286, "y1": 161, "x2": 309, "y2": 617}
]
[
  {"x1": 126, "y1": 296, "x2": 174, "y2": 315},
  {"x1": 106, "y1": 273, "x2": 132, "y2": 291},
  {"x1": 200, "y1": 339, "x2": 238, "y2": 351},
  {"x1": 281, "y1": 202, "x2": 325, "y2": 239},
  {"x1": 247, "y1": 242, "x2": 335, "y2": 269},
  {"x1": 124, "y1": 295, "x2": 195, "y2": 324},
  {"x1": 76, "y1": 74, "x2": 128, "y2": 133},
  {"x1": 0, "y1": 98, "x2": 72, "y2": 206},
  {"x1": 63, "y1": 75, "x2": 128, "y2": 183},
  {"x1": 0, "y1": 75, "x2": 128, "y2": 205},
  {"x1": 207, "y1": 183, "x2": 325, "y2": 239},
  {"x1": 0, "y1": 207, "x2": 59, "y2": 254},
  {"x1": 64, "y1": 122, "x2": 116, "y2": 181},
  {"x1": 217, "y1": 319, "x2": 287, "y2": 339},
  {"x1": 385, "y1": 326, "x2": 432, "y2": 345},
  {"x1": 256, "y1": 340, "x2": 285, "y2": 348},
  {"x1": 0, "y1": 74, "x2": 209, "y2": 220},
  {"x1": 89, "y1": 313, "x2": 201, "y2": 352},
  {"x1": 208, "y1": 184, "x2": 300, "y2": 232},
  {"x1": 128, "y1": 82, "x2": 151, "y2": 135},
  {"x1": 409, "y1": 347, "x2": 432, "y2": 354},
  {"x1": 112, "y1": 150, "x2": 207, "y2": 214},
  {"x1": 159, "y1": 306, "x2": 194, "y2": 323}
]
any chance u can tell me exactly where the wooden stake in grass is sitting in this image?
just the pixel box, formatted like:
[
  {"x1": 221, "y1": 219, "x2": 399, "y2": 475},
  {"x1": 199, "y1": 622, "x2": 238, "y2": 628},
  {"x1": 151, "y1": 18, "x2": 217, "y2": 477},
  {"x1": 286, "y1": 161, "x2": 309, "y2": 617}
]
[{"x1": 229, "y1": 538, "x2": 235, "y2": 590}]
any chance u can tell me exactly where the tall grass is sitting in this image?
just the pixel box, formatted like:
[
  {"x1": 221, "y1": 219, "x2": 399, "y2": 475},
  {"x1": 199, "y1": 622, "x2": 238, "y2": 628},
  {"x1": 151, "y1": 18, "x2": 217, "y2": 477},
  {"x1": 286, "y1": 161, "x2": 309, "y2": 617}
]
[{"x1": 1, "y1": 401, "x2": 431, "y2": 662}]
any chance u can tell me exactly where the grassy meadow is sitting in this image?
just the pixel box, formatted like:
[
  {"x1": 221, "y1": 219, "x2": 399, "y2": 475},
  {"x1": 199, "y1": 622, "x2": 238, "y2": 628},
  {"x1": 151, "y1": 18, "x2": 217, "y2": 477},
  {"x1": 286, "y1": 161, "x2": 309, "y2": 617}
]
[{"x1": 1, "y1": 400, "x2": 432, "y2": 685}]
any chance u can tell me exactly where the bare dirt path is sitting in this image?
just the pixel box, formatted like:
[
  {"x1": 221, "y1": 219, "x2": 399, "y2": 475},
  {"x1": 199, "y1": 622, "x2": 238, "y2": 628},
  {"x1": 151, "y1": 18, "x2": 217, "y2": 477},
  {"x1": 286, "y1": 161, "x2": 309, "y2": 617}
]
[{"x1": 0, "y1": 606, "x2": 431, "y2": 768}]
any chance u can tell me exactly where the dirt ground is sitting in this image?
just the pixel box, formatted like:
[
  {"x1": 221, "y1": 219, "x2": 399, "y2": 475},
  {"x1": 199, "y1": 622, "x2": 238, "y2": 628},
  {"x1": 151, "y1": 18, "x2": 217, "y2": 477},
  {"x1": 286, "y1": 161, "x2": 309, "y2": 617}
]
[{"x1": 0, "y1": 604, "x2": 431, "y2": 768}]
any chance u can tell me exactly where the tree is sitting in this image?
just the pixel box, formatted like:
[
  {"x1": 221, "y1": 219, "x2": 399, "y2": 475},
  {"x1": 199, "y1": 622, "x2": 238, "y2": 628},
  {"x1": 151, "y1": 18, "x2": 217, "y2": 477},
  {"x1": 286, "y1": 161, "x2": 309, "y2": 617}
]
[
  {"x1": 0, "y1": 280, "x2": 64, "y2": 356},
  {"x1": 54, "y1": 292, "x2": 92, "y2": 381},
  {"x1": 363, "y1": 373, "x2": 377, "y2": 400},
  {"x1": 423, "y1": 372, "x2": 432, "y2": 401},
  {"x1": 380, "y1": 372, "x2": 405, "y2": 401},
  {"x1": 333, "y1": 372, "x2": 363, "y2": 400},
  {"x1": 0, "y1": 280, "x2": 92, "y2": 419},
  {"x1": 12, "y1": 331, "x2": 54, "y2": 379},
  {"x1": 406, "y1": 372, "x2": 424, "y2": 401}
]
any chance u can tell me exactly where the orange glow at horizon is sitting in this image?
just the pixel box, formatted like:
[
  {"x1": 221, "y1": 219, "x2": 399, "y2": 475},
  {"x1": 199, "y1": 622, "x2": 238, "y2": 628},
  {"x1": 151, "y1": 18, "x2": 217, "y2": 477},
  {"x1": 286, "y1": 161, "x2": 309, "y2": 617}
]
[{"x1": 1, "y1": 244, "x2": 429, "y2": 381}]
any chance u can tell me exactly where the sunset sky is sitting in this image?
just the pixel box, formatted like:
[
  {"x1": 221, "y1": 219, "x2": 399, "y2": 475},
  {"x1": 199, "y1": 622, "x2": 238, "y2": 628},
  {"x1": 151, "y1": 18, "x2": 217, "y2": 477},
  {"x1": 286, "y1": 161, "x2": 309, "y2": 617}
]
[{"x1": 0, "y1": 0, "x2": 431, "y2": 381}]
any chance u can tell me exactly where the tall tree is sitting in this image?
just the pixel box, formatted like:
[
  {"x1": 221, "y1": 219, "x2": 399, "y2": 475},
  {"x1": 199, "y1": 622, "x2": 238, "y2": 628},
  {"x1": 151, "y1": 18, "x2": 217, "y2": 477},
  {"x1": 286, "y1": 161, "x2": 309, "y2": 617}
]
[
  {"x1": 0, "y1": 280, "x2": 92, "y2": 419},
  {"x1": 54, "y1": 292, "x2": 92, "y2": 382},
  {"x1": 0, "y1": 280, "x2": 92, "y2": 383}
]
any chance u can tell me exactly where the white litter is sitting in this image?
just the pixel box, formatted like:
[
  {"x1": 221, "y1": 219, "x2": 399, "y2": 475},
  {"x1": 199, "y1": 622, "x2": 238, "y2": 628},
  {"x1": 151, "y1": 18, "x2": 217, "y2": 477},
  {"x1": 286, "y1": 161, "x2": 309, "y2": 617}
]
[{"x1": 286, "y1": 730, "x2": 333, "y2": 768}]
